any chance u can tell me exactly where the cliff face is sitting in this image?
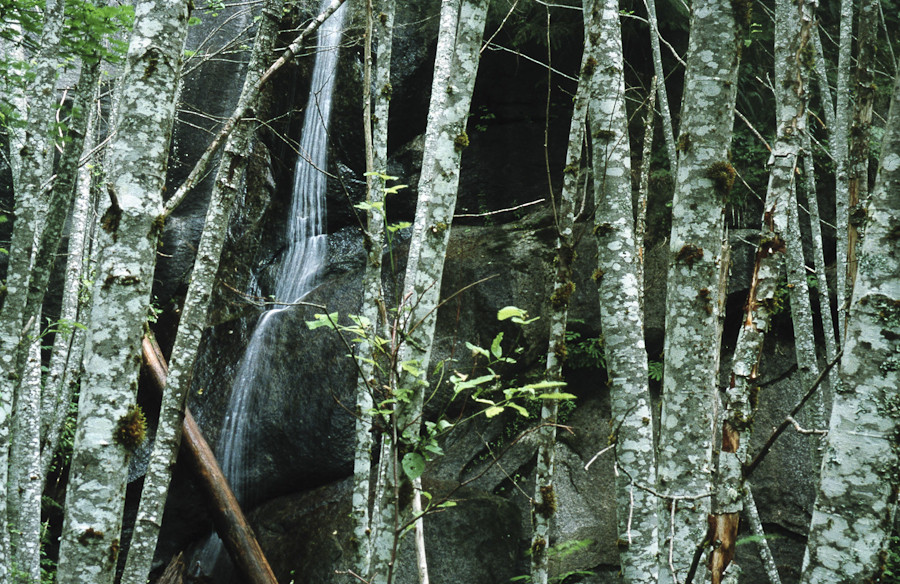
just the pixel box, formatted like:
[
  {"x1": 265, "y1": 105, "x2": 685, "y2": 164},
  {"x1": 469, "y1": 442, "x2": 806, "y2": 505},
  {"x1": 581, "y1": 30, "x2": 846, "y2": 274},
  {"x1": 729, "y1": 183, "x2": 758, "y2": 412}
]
[{"x1": 146, "y1": 3, "x2": 820, "y2": 582}]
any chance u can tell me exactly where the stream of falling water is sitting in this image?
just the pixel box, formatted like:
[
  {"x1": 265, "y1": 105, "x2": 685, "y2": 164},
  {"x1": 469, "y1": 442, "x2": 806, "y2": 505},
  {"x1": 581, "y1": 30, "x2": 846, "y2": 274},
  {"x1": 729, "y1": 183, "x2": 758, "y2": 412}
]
[{"x1": 192, "y1": 2, "x2": 346, "y2": 578}]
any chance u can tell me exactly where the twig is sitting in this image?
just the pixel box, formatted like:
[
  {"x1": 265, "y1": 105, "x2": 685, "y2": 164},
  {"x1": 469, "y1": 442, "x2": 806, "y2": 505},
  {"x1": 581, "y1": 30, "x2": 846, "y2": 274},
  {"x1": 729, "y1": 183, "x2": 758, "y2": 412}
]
[
  {"x1": 453, "y1": 198, "x2": 545, "y2": 218},
  {"x1": 786, "y1": 415, "x2": 827, "y2": 436},
  {"x1": 583, "y1": 444, "x2": 614, "y2": 470},
  {"x1": 743, "y1": 350, "x2": 842, "y2": 477}
]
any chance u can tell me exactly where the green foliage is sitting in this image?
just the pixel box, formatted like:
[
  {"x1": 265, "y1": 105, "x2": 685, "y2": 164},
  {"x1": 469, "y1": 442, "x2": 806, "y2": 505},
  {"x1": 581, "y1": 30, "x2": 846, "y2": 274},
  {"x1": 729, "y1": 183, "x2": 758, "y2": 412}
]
[
  {"x1": 511, "y1": 539, "x2": 596, "y2": 583},
  {"x1": 564, "y1": 327, "x2": 605, "y2": 371},
  {"x1": 879, "y1": 536, "x2": 900, "y2": 583},
  {"x1": 648, "y1": 360, "x2": 664, "y2": 381}
]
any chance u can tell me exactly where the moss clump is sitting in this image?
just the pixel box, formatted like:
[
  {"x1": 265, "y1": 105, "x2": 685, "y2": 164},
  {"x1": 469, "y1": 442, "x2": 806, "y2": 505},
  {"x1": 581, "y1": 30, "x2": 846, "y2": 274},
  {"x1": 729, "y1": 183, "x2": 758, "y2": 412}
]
[
  {"x1": 591, "y1": 268, "x2": 605, "y2": 283},
  {"x1": 676, "y1": 132, "x2": 692, "y2": 152},
  {"x1": 554, "y1": 340, "x2": 568, "y2": 363},
  {"x1": 593, "y1": 222, "x2": 614, "y2": 237},
  {"x1": 563, "y1": 164, "x2": 579, "y2": 174},
  {"x1": 550, "y1": 281, "x2": 575, "y2": 309},
  {"x1": 114, "y1": 405, "x2": 147, "y2": 450},
  {"x1": 706, "y1": 161, "x2": 736, "y2": 199},
  {"x1": 675, "y1": 244, "x2": 704, "y2": 268},
  {"x1": 380, "y1": 82, "x2": 392, "y2": 98},
  {"x1": 594, "y1": 128, "x2": 615, "y2": 141},
  {"x1": 454, "y1": 132, "x2": 469, "y2": 152},
  {"x1": 531, "y1": 537, "x2": 547, "y2": 562},
  {"x1": 582, "y1": 56, "x2": 598, "y2": 78},
  {"x1": 730, "y1": 0, "x2": 753, "y2": 32},
  {"x1": 534, "y1": 485, "x2": 558, "y2": 518}
]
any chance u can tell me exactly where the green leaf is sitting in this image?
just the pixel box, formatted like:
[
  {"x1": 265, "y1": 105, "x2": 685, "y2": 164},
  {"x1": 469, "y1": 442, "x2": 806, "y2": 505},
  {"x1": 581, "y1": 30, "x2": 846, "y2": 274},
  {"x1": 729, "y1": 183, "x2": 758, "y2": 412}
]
[
  {"x1": 524, "y1": 380, "x2": 568, "y2": 390},
  {"x1": 508, "y1": 402, "x2": 530, "y2": 417},
  {"x1": 484, "y1": 405, "x2": 505, "y2": 418},
  {"x1": 491, "y1": 332, "x2": 504, "y2": 359},
  {"x1": 497, "y1": 306, "x2": 528, "y2": 321},
  {"x1": 466, "y1": 341, "x2": 489, "y2": 358},
  {"x1": 538, "y1": 392, "x2": 577, "y2": 400},
  {"x1": 386, "y1": 221, "x2": 411, "y2": 233},
  {"x1": 401, "y1": 361, "x2": 422, "y2": 377},
  {"x1": 306, "y1": 312, "x2": 339, "y2": 330},
  {"x1": 401, "y1": 452, "x2": 425, "y2": 480}
]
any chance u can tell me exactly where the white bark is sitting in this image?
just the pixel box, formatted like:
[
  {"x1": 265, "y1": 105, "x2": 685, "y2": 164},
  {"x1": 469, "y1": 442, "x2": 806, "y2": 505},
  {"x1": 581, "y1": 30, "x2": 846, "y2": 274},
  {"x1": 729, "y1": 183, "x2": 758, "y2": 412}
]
[
  {"x1": 354, "y1": 0, "x2": 394, "y2": 577},
  {"x1": 0, "y1": 3, "x2": 65, "y2": 571},
  {"x1": 119, "y1": 0, "x2": 282, "y2": 580},
  {"x1": 56, "y1": 0, "x2": 190, "y2": 581},
  {"x1": 8, "y1": 320, "x2": 43, "y2": 583},
  {"x1": 833, "y1": 0, "x2": 853, "y2": 340},
  {"x1": 656, "y1": 1, "x2": 740, "y2": 581},
  {"x1": 642, "y1": 0, "x2": 677, "y2": 173},
  {"x1": 587, "y1": 0, "x2": 658, "y2": 581},
  {"x1": 800, "y1": 64, "x2": 900, "y2": 584},
  {"x1": 40, "y1": 92, "x2": 101, "y2": 486},
  {"x1": 530, "y1": 0, "x2": 586, "y2": 576}
]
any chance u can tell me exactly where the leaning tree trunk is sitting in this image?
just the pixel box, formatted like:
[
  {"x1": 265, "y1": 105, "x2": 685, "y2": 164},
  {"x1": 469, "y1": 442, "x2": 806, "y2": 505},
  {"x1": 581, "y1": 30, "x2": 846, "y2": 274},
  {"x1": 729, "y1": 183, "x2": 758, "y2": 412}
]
[
  {"x1": 799, "y1": 62, "x2": 900, "y2": 584},
  {"x1": 119, "y1": 0, "x2": 284, "y2": 581},
  {"x1": 55, "y1": 0, "x2": 191, "y2": 581},
  {"x1": 710, "y1": 2, "x2": 813, "y2": 581},
  {"x1": 655, "y1": 0, "x2": 741, "y2": 581},
  {"x1": 370, "y1": 1, "x2": 489, "y2": 582},
  {"x1": 587, "y1": 0, "x2": 658, "y2": 581}
]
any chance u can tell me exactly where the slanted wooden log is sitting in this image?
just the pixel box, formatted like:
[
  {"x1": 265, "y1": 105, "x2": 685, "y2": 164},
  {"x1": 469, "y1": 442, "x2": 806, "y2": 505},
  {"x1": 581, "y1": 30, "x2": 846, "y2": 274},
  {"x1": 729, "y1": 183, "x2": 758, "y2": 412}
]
[{"x1": 141, "y1": 335, "x2": 278, "y2": 584}]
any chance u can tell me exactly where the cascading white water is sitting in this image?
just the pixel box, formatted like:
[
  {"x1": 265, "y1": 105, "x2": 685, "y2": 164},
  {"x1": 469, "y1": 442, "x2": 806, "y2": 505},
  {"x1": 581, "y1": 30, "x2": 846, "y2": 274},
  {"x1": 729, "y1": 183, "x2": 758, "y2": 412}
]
[{"x1": 192, "y1": 2, "x2": 346, "y2": 578}]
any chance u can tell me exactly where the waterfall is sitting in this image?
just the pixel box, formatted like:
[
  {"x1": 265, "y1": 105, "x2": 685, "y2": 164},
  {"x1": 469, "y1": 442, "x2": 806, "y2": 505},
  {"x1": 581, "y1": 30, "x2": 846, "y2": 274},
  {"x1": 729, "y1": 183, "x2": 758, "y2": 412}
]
[{"x1": 191, "y1": 2, "x2": 346, "y2": 578}]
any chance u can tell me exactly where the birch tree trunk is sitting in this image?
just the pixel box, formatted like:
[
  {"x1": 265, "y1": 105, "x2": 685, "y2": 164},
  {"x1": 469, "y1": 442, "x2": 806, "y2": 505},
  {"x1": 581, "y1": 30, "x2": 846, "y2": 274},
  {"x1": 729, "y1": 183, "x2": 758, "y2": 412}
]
[
  {"x1": 119, "y1": 0, "x2": 283, "y2": 580},
  {"x1": 586, "y1": 1, "x2": 658, "y2": 581},
  {"x1": 846, "y1": 0, "x2": 878, "y2": 303},
  {"x1": 655, "y1": 1, "x2": 741, "y2": 581},
  {"x1": 371, "y1": 1, "x2": 489, "y2": 581},
  {"x1": 711, "y1": 2, "x2": 813, "y2": 581},
  {"x1": 55, "y1": 0, "x2": 191, "y2": 580},
  {"x1": 800, "y1": 63, "x2": 900, "y2": 584},
  {"x1": 833, "y1": 0, "x2": 853, "y2": 339},
  {"x1": 354, "y1": 0, "x2": 394, "y2": 578},
  {"x1": 529, "y1": 1, "x2": 588, "y2": 578},
  {"x1": 0, "y1": 2, "x2": 64, "y2": 572},
  {"x1": 642, "y1": 0, "x2": 677, "y2": 174}
]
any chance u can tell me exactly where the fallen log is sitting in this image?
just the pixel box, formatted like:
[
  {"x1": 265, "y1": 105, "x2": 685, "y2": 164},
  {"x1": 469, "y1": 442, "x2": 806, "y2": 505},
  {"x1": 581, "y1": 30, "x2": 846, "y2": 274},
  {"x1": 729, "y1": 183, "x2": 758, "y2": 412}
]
[{"x1": 141, "y1": 335, "x2": 278, "y2": 584}]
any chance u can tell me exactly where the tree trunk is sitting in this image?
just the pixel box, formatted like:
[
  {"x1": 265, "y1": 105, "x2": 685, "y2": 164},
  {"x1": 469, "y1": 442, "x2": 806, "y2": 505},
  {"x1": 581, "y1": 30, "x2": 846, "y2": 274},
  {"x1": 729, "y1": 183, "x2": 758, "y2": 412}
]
[
  {"x1": 371, "y1": 1, "x2": 489, "y2": 582},
  {"x1": 353, "y1": 0, "x2": 395, "y2": 578},
  {"x1": 119, "y1": 0, "x2": 284, "y2": 579},
  {"x1": 587, "y1": 0, "x2": 658, "y2": 581},
  {"x1": 800, "y1": 63, "x2": 900, "y2": 584},
  {"x1": 655, "y1": 1, "x2": 741, "y2": 581},
  {"x1": 55, "y1": 0, "x2": 190, "y2": 580},
  {"x1": 140, "y1": 336, "x2": 278, "y2": 584}
]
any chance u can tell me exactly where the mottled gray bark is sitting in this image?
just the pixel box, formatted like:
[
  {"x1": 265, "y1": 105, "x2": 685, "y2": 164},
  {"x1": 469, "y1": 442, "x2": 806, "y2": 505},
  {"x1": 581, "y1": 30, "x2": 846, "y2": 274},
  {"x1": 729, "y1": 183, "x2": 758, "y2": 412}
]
[
  {"x1": 587, "y1": 0, "x2": 658, "y2": 581},
  {"x1": 353, "y1": 0, "x2": 394, "y2": 577},
  {"x1": 800, "y1": 64, "x2": 900, "y2": 584},
  {"x1": 371, "y1": 1, "x2": 489, "y2": 581},
  {"x1": 8, "y1": 320, "x2": 43, "y2": 583},
  {"x1": 712, "y1": 3, "x2": 813, "y2": 581},
  {"x1": 530, "y1": 0, "x2": 586, "y2": 576},
  {"x1": 119, "y1": 1, "x2": 282, "y2": 581},
  {"x1": 833, "y1": 0, "x2": 853, "y2": 340},
  {"x1": 846, "y1": 0, "x2": 878, "y2": 306},
  {"x1": 55, "y1": 0, "x2": 190, "y2": 580},
  {"x1": 655, "y1": 1, "x2": 740, "y2": 581},
  {"x1": 642, "y1": 0, "x2": 677, "y2": 173},
  {"x1": 40, "y1": 126, "x2": 98, "y2": 485}
]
